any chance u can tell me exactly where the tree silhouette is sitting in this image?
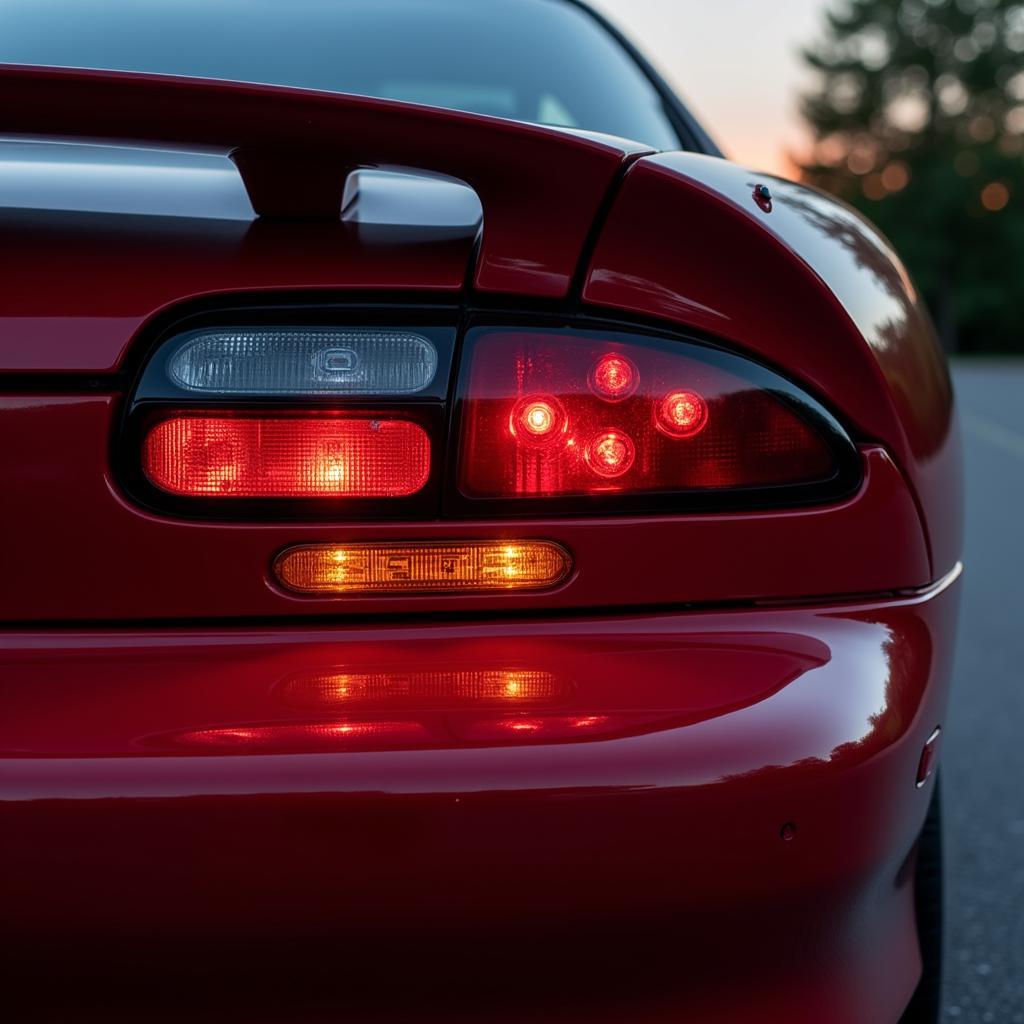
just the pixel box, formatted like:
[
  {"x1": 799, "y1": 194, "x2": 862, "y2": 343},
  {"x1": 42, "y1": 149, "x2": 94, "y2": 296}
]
[{"x1": 800, "y1": 0, "x2": 1024, "y2": 352}]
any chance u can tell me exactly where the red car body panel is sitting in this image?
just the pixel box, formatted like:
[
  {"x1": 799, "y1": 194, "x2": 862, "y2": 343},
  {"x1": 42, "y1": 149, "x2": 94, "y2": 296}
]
[
  {"x1": 0, "y1": 209, "x2": 474, "y2": 373},
  {"x1": 0, "y1": 54, "x2": 961, "y2": 1024},
  {"x1": 1, "y1": 575, "x2": 959, "y2": 1023}
]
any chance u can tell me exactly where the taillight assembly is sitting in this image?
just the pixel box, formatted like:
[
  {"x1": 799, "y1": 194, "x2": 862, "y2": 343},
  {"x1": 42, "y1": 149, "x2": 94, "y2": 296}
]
[
  {"x1": 124, "y1": 321, "x2": 454, "y2": 517},
  {"x1": 455, "y1": 327, "x2": 856, "y2": 511},
  {"x1": 123, "y1": 315, "x2": 858, "y2": 520}
]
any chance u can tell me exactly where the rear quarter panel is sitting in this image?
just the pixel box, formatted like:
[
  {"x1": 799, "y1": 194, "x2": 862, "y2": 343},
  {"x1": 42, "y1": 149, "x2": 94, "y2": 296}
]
[{"x1": 585, "y1": 152, "x2": 962, "y2": 577}]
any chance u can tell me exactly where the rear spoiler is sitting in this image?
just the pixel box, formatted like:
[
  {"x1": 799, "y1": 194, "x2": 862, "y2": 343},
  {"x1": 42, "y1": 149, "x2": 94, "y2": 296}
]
[{"x1": 0, "y1": 64, "x2": 652, "y2": 297}]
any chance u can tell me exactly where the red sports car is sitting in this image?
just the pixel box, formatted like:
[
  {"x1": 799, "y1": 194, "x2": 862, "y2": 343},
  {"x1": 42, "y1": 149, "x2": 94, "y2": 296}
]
[{"x1": 0, "y1": 2, "x2": 961, "y2": 1022}]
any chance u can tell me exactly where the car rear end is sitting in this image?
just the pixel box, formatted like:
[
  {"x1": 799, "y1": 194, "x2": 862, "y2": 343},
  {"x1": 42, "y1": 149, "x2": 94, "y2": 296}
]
[{"x1": 0, "y1": 56, "x2": 960, "y2": 1024}]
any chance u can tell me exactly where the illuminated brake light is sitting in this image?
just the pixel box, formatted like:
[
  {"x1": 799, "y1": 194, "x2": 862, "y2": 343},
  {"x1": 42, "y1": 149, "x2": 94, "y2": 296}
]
[
  {"x1": 512, "y1": 396, "x2": 565, "y2": 443},
  {"x1": 656, "y1": 390, "x2": 709, "y2": 439},
  {"x1": 458, "y1": 329, "x2": 838, "y2": 499},
  {"x1": 274, "y1": 540, "x2": 572, "y2": 595},
  {"x1": 590, "y1": 353, "x2": 638, "y2": 400},
  {"x1": 142, "y1": 416, "x2": 429, "y2": 498},
  {"x1": 585, "y1": 430, "x2": 635, "y2": 478}
]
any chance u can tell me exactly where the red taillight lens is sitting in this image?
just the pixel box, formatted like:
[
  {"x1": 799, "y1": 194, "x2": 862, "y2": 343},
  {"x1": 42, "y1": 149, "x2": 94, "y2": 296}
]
[
  {"x1": 458, "y1": 330, "x2": 838, "y2": 499},
  {"x1": 143, "y1": 416, "x2": 430, "y2": 498}
]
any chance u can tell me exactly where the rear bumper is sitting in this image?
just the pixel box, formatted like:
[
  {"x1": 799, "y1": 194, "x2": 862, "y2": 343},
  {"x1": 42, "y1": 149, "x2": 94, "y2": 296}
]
[{"x1": 0, "y1": 571, "x2": 961, "y2": 1023}]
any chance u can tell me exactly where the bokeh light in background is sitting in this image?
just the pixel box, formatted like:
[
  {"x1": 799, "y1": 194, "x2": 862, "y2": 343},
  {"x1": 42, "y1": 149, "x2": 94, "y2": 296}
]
[{"x1": 592, "y1": 0, "x2": 825, "y2": 174}]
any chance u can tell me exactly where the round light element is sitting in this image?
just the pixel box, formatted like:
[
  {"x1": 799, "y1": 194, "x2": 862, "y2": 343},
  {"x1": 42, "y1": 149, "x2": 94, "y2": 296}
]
[
  {"x1": 590, "y1": 353, "x2": 639, "y2": 401},
  {"x1": 511, "y1": 396, "x2": 565, "y2": 445},
  {"x1": 524, "y1": 402, "x2": 555, "y2": 435},
  {"x1": 585, "y1": 430, "x2": 635, "y2": 478},
  {"x1": 656, "y1": 390, "x2": 709, "y2": 439}
]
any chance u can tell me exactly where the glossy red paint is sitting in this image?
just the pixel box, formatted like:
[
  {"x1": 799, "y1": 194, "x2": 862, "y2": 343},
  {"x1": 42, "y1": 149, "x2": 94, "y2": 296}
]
[
  {"x1": 0, "y1": 210, "x2": 471, "y2": 374},
  {"x1": 0, "y1": 394, "x2": 928, "y2": 620},
  {"x1": 584, "y1": 153, "x2": 962, "y2": 575},
  {"x1": 0, "y1": 64, "x2": 649, "y2": 301},
  {"x1": 0, "y1": 574, "x2": 960, "y2": 1022}
]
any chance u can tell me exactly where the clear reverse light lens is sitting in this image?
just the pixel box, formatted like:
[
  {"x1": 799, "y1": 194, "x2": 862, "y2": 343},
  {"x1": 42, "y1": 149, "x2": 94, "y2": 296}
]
[{"x1": 166, "y1": 329, "x2": 438, "y2": 396}]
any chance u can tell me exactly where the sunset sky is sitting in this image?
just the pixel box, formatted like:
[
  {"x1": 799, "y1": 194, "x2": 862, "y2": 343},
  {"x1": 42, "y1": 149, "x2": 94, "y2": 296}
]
[{"x1": 592, "y1": 0, "x2": 829, "y2": 176}]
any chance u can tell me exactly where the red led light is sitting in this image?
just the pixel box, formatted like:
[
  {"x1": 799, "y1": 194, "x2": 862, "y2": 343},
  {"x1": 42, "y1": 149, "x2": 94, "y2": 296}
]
[
  {"x1": 586, "y1": 430, "x2": 635, "y2": 478},
  {"x1": 511, "y1": 396, "x2": 564, "y2": 444},
  {"x1": 656, "y1": 390, "x2": 709, "y2": 439},
  {"x1": 143, "y1": 416, "x2": 430, "y2": 498},
  {"x1": 590, "y1": 353, "x2": 638, "y2": 400}
]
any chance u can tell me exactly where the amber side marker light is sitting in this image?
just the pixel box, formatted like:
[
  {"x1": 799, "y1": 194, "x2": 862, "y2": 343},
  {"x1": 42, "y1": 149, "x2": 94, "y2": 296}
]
[{"x1": 274, "y1": 541, "x2": 572, "y2": 595}]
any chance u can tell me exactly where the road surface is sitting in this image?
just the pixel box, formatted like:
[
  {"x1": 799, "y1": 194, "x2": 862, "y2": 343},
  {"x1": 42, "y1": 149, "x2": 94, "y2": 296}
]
[{"x1": 943, "y1": 361, "x2": 1024, "y2": 1021}]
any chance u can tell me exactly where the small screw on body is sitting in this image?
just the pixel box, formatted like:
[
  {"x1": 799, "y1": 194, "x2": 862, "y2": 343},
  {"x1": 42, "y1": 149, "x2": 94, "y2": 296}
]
[{"x1": 753, "y1": 183, "x2": 774, "y2": 213}]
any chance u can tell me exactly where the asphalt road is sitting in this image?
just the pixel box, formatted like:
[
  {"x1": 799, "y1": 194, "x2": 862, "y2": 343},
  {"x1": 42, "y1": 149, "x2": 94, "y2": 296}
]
[{"x1": 942, "y1": 362, "x2": 1024, "y2": 1022}]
